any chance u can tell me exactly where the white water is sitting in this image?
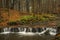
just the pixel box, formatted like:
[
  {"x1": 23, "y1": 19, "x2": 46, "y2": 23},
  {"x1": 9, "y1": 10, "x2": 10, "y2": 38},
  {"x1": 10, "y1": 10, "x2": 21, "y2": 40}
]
[
  {"x1": 18, "y1": 28, "x2": 37, "y2": 36},
  {"x1": 38, "y1": 28, "x2": 49, "y2": 35},
  {"x1": 0, "y1": 28, "x2": 10, "y2": 34},
  {"x1": 0, "y1": 27, "x2": 57, "y2": 36},
  {"x1": 49, "y1": 28, "x2": 57, "y2": 36}
]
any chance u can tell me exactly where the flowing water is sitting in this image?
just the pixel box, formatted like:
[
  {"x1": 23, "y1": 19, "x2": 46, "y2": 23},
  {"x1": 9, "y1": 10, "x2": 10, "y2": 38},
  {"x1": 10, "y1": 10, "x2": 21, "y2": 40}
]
[
  {"x1": 0, "y1": 27, "x2": 57, "y2": 35},
  {"x1": 0, "y1": 27, "x2": 58, "y2": 40}
]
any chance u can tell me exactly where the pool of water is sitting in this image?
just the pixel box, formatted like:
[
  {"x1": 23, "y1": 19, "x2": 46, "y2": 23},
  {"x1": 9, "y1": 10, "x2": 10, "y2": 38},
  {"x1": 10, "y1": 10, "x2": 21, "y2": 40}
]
[{"x1": 0, "y1": 33, "x2": 55, "y2": 40}]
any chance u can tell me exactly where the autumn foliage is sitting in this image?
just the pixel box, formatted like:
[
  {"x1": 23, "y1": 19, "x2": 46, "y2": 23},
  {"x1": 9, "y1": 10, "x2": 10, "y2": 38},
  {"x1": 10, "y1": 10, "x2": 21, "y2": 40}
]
[
  {"x1": 0, "y1": 8, "x2": 21, "y2": 27},
  {"x1": 0, "y1": 8, "x2": 57, "y2": 28}
]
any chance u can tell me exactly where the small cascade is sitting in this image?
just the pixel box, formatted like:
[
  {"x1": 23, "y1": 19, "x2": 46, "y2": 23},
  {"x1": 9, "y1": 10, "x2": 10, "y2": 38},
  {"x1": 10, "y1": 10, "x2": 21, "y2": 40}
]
[
  {"x1": 49, "y1": 28, "x2": 57, "y2": 36},
  {"x1": 25, "y1": 28, "x2": 36, "y2": 36},
  {"x1": 3, "y1": 28, "x2": 8, "y2": 32},
  {"x1": 24, "y1": 28, "x2": 27, "y2": 32},
  {"x1": 18, "y1": 28, "x2": 21, "y2": 32},
  {"x1": 9, "y1": 28, "x2": 14, "y2": 33},
  {"x1": 18, "y1": 27, "x2": 36, "y2": 36},
  {"x1": 29, "y1": 28, "x2": 32, "y2": 32},
  {"x1": 15, "y1": 27, "x2": 57, "y2": 36},
  {"x1": 20, "y1": 27, "x2": 25, "y2": 32},
  {"x1": 26, "y1": 28, "x2": 32, "y2": 32},
  {"x1": 0, "y1": 28, "x2": 10, "y2": 34},
  {"x1": 9, "y1": 27, "x2": 19, "y2": 33},
  {"x1": 0, "y1": 27, "x2": 57, "y2": 36},
  {"x1": 18, "y1": 28, "x2": 27, "y2": 34},
  {"x1": 42, "y1": 27, "x2": 46, "y2": 30},
  {"x1": 38, "y1": 28, "x2": 49, "y2": 35},
  {"x1": 9, "y1": 27, "x2": 11, "y2": 32}
]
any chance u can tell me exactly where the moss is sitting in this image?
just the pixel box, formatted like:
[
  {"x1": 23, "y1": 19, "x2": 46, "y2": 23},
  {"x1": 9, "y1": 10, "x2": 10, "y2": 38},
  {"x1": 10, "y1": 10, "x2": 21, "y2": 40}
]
[
  {"x1": 7, "y1": 13, "x2": 57, "y2": 25},
  {"x1": 18, "y1": 14, "x2": 57, "y2": 25}
]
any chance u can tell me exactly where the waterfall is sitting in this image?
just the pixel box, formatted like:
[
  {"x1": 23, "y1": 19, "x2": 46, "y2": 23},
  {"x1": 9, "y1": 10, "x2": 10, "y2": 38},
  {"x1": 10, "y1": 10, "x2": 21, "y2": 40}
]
[
  {"x1": 18, "y1": 28, "x2": 27, "y2": 34},
  {"x1": 0, "y1": 27, "x2": 57, "y2": 36},
  {"x1": 12, "y1": 27, "x2": 57, "y2": 36},
  {"x1": 38, "y1": 28, "x2": 49, "y2": 35},
  {"x1": 49, "y1": 28, "x2": 57, "y2": 36},
  {"x1": 18, "y1": 27, "x2": 36, "y2": 36},
  {"x1": 0, "y1": 28, "x2": 10, "y2": 34},
  {"x1": 26, "y1": 28, "x2": 32, "y2": 32},
  {"x1": 24, "y1": 28, "x2": 27, "y2": 32},
  {"x1": 18, "y1": 28, "x2": 21, "y2": 32},
  {"x1": 29, "y1": 28, "x2": 32, "y2": 32}
]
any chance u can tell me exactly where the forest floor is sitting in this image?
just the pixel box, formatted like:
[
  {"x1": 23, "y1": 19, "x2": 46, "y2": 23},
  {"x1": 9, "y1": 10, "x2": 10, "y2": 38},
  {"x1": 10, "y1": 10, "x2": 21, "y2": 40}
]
[{"x1": 0, "y1": 8, "x2": 60, "y2": 28}]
